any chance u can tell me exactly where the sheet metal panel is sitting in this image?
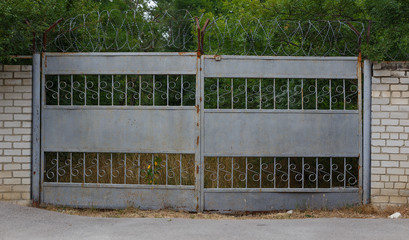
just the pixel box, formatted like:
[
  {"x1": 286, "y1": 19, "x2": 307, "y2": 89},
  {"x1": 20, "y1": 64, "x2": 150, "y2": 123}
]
[
  {"x1": 43, "y1": 108, "x2": 196, "y2": 153},
  {"x1": 203, "y1": 55, "x2": 357, "y2": 79},
  {"x1": 204, "y1": 111, "x2": 359, "y2": 157},
  {"x1": 204, "y1": 191, "x2": 360, "y2": 211},
  {"x1": 44, "y1": 53, "x2": 197, "y2": 75},
  {"x1": 43, "y1": 183, "x2": 196, "y2": 211}
]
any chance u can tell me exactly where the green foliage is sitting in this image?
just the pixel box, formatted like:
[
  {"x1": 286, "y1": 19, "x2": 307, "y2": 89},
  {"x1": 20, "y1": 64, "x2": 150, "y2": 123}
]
[
  {"x1": 361, "y1": 0, "x2": 409, "y2": 60},
  {"x1": 0, "y1": 0, "x2": 99, "y2": 62},
  {"x1": 0, "y1": 0, "x2": 408, "y2": 61}
]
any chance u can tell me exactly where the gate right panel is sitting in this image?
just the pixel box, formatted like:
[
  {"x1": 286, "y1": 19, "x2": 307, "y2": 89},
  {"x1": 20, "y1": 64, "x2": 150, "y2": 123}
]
[{"x1": 201, "y1": 55, "x2": 361, "y2": 211}]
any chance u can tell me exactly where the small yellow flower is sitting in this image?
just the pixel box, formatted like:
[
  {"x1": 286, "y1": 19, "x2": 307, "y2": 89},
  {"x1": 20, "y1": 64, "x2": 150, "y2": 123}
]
[
  {"x1": 148, "y1": 164, "x2": 151, "y2": 169},
  {"x1": 149, "y1": 180, "x2": 152, "y2": 183},
  {"x1": 154, "y1": 161, "x2": 158, "y2": 166}
]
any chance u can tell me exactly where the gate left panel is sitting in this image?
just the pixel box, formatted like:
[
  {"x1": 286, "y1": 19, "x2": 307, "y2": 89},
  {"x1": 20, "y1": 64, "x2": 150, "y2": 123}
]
[{"x1": 41, "y1": 53, "x2": 199, "y2": 211}]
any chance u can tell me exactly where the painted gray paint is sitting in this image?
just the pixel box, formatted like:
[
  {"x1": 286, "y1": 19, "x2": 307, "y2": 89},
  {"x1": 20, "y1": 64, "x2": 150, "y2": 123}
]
[
  {"x1": 204, "y1": 110, "x2": 359, "y2": 157},
  {"x1": 39, "y1": 52, "x2": 363, "y2": 212},
  {"x1": 43, "y1": 183, "x2": 196, "y2": 211},
  {"x1": 44, "y1": 52, "x2": 197, "y2": 75},
  {"x1": 204, "y1": 55, "x2": 357, "y2": 79},
  {"x1": 204, "y1": 191, "x2": 360, "y2": 211},
  {"x1": 43, "y1": 107, "x2": 196, "y2": 153}
]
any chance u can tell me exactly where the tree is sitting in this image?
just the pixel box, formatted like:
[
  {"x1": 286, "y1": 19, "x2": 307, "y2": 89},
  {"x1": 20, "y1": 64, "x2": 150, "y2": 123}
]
[{"x1": 0, "y1": 0, "x2": 408, "y2": 61}]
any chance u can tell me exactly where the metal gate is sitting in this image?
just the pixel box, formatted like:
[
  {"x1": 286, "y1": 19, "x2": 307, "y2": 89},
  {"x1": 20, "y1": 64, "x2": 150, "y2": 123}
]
[{"x1": 36, "y1": 52, "x2": 362, "y2": 212}]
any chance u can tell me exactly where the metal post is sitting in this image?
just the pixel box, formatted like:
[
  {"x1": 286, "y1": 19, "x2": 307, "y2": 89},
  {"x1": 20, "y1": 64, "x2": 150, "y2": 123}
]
[
  {"x1": 363, "y1": 59, "x2": 372, "y2": 204},
  {"x1": 32, "y1": 52, "x2": 41, "y2": 203}
]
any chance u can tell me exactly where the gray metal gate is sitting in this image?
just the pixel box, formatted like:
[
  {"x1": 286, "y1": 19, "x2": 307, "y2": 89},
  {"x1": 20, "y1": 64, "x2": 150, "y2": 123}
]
[{"x1": 36, "y1": 52, "x2": 362, "y2": 212}]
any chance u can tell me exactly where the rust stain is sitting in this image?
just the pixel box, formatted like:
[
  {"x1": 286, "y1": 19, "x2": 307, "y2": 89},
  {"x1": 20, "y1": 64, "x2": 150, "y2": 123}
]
[
  {"x1": 43, "y1": 55, "x2": 47, "y2": 68},
  {"x1": 196, "y1": 165, "x2": 199, "y2": 174},
  {"x1": 200, "y1": 97, "x2": 202, "y2": 102},
  {"x1": 195, "y1": 105, "x2": 200, "y2": 113},
  {"x1": 196, "y1": 136, "x2": 200, "y2": 145}
]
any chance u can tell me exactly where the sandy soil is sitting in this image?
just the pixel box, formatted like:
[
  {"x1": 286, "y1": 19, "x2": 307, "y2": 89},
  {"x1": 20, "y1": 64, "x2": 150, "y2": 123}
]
[{"x1": 41, "y1": 204, "x2": 409, "y2": 219}]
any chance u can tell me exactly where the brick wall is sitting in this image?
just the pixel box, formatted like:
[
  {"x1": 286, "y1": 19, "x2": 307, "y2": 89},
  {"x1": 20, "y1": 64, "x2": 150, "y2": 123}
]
[
  {"x1": 0, "y1": 64, "x2": 32, "y2": 205},
  {"x1": 371, "y1": 62, "x2": 409, "y2": 206}
]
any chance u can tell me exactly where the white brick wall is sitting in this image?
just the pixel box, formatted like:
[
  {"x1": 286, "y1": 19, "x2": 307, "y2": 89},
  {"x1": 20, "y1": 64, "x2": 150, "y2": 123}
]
[
  {"x1": 371, "y1": 62, "x2": 409, "y2": 206},
  {"x1": 0, "y1": 64, "x2": 32, "y2": 205}
]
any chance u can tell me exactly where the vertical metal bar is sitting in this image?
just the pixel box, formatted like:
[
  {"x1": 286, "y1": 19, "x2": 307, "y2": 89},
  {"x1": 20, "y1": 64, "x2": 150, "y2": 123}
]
[
  {"x1": 330, "y1": 157, "x2": 333, "y2": 188},
  {"x1": 245, "y1": 78, "x2": 248, "y2": 109},
  {"x1": 274, "y1": 158, "x2": 276, "y2": 188},
  {"x1": 329, "y1": 79, "x2": 332, "y2": 110},
  {"x1": 287, "y1": 157, "x2": 290, "y2": 188},
  {"x1": 139, "y1": 75, "x2": 142, "y2": 106},
  {"x1": 216, "y1": 157, "x2": 219, "y2": 188},
  {"x1": 301, "y1": 158, "x2": 305, "y2": 188},
  {"x1": 96, "y1": 153, "x2": 99, "y2": 184},
  {"x1": 343, "y1": 79, "x2": 346, "y2": 110},
  {"x1": 84, "y1": 76, "x2": 87, "y2": 106},
  {"x1": 273, "y1": 78, "x2": 276, "y2": 109},
  {"x1": 110, "y1": 153, "x2": 113, "y2": 184},
  {"x1": 70, "y1": 75, "x2": 73, "y2": 106},
  {"x1": 231, "y1": 78, "x2": 234, "y2": 109},
  {"x1": 245, "y1": 157, "x2": 248, "y2": 188},
  {"x1": 179, "y1": 154, "x2": 182, "y2": 185},
  {"x1": 259, "y1": 79, "x2": 262, "y2": 109},
  {"x1": 124, "y1": 153, "x2": 127, "y2": 184},
  {"x1": 166, "y1": 154, "x2": 168, "y2": 185},
  {"x1": 98, "y1": 75, "x2": 100, "y2": 106},
  {"x1": 315, "y1": 79, "x2": 318, "y2": 110},
  {"x1": 358, "y1": 57, "x2": 363, "y2": 203},
  {"x1": 181, "y1": 75, "x2": 184, "y2": 106},
  {"x1": 57, "y1": 75, "x2": 60, "y2": 105},
  {"x1": 151, "y1": 154, "x2": 154, "y2": 184},
  {"x1": 32, "y1": 52, "x2": 41, "y2": 202},
  {"x1": 259, "y1": 157, "x2": 262, "y2": 188},
  {"x1": 198, "y1": 55, "x2": 205, "y2": 212},
  {"x1": 287, "y1": 78, "x2": 290, "y2": 109},
  {"x1": 231, "y1": 157, "x2": 234, "y2": 188},
  {"x1": 138, "y1": 154, "x2": 140, "y2": 184},
  {"x1": 301, "y1": 79, "x2": 304, "y2": 110},
  {"x1": 344, "y1": 158, "x2": 347, "y2": 188},
  {"x1": 216, "y1": 78, "x2": 219, "y2": 109},
  {"x1": 125, "y1": 75, "x2": 128, "y2": 106},
  {"x1": 70, "y1": 153, "x2": 72, "y2": 183},
  {"x1": 111, "y1": 75, "x2": 114, "y2": 106},
  {"x1": 152, "y1": 75, "x2": 155, "y2": 106},
  {"x1": 83, "y1": 153, "x2": 86, "y2": 184},
  {"x1": 56, "y1": 152, "x2": 59, "y2": 183},
  {"x1": 167, "y1": 75, "x2": 169, "y2": 106},
  {"x1": 316, "y1": 157, "x2": 319, "y2": 188},
  {"x1": 363, "y1": 59, "x2": 372, "y2": 204}
]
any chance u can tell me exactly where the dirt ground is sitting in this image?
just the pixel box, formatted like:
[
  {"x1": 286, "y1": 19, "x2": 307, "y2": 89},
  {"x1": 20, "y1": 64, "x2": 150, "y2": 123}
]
[{"x1": 41, "y1": 204, "x2": 409, "y2": 219}]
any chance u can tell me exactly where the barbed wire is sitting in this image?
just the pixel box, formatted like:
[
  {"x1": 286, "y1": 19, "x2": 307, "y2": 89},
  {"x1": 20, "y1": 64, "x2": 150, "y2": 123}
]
[{"x1": 44, "y1": 9, "x2": 366, "y2": 56}]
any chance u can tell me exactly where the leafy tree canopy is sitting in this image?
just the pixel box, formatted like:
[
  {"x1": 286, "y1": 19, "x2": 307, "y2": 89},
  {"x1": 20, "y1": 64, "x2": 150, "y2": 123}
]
[{"x1": 0, "y1": 0, "x2": 408, "y2": 61}]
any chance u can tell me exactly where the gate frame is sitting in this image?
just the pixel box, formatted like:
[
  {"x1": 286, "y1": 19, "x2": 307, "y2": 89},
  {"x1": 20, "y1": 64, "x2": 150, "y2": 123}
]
[{"x1": 31, "y1": 52, "x2": 372, "y2": 211}]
